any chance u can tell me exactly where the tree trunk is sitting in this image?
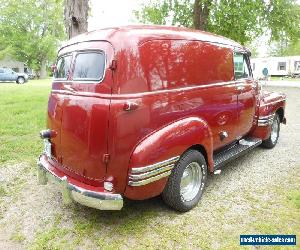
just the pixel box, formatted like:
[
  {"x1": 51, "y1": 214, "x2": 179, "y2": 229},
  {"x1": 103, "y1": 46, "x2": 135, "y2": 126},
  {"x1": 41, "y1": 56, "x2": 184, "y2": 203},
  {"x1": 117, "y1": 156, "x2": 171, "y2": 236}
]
[
  {"x1": 193, "y1": 0, "x2": 212, "y2": 31},
  {"x1": 39, "y1": 59, "x2": 47, "y2": 79},
  {"x1": 64, "y1": 0, "x2": 89, "y2": 39}
]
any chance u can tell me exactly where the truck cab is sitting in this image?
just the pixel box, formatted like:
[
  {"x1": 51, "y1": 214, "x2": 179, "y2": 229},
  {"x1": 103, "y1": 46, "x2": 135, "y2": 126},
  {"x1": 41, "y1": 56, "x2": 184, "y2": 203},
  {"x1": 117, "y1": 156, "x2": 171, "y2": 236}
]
[{"x1": 37, "y1": 25, "x2": 286, "y2": 212}]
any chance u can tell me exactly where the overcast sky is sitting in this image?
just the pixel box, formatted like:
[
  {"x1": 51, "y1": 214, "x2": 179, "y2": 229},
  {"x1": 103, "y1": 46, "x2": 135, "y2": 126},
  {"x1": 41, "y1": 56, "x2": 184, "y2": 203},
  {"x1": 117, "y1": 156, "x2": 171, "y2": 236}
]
[{"x1": 88, "y1": 0, "x2": 143, "y2": 30}]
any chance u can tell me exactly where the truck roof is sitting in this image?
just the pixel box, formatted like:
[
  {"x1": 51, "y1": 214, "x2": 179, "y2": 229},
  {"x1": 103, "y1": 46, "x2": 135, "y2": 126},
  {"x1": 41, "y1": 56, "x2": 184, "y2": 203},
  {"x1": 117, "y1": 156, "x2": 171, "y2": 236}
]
[{"x1": 60, "y1": 25, "x2": 246, "y2": 52}]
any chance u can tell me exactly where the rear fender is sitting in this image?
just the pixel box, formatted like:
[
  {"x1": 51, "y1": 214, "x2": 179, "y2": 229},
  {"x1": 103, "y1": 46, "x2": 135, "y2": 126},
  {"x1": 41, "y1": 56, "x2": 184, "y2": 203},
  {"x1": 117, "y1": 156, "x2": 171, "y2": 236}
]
[{"x1": 124, "y1": 117, "x2": 213, "y2": 200}]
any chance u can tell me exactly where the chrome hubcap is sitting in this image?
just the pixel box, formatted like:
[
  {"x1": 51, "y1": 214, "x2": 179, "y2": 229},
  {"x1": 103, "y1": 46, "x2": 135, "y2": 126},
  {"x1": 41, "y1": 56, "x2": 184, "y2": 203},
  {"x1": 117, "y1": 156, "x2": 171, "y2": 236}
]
[
  {"x1": 271, "y1": 117, "x2": 279, "y2": 143},
  {"x1": 180, "y1": 162, "x2": 202, "y2": 202}
]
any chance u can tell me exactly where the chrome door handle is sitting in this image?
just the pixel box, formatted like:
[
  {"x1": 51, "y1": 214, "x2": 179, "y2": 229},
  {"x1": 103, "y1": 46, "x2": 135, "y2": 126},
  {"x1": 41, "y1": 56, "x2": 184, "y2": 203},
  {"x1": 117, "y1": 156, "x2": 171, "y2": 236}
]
[{"x1": 123, "y1": 101, "x2": 139, "y2": 111}]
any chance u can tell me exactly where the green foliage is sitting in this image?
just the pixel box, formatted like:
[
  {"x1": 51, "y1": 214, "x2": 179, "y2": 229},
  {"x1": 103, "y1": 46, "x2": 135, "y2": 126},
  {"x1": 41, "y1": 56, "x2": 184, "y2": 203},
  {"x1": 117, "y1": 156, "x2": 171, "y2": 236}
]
[
  {"x1": 134, "y1": 0, "x2": 194, "y2": 27},
  {"x1": 284, "y1": 40, "x2": 300, "y2": 56},
  {"x1": 0, "y1": 79, "x2": 51, "y2": 164},
  {"x1": 209, "y1": 0, "x2": 266, "y2": 45},
  {"x1": 134, "y1": 0, "x2": 300, "y2": 45},
  {"x1": 0, "y1": 0, "x2": 65, "y2": 71},
  {"x1": 269, "y1": 39, "x2": 300, "y2": 56}
]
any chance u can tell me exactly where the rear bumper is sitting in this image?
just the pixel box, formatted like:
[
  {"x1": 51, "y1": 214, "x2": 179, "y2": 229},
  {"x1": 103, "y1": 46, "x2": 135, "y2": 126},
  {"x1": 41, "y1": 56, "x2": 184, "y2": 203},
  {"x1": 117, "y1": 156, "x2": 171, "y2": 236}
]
[{"x1": 37, "y1": 154, "x2": 123, "y2": 210}]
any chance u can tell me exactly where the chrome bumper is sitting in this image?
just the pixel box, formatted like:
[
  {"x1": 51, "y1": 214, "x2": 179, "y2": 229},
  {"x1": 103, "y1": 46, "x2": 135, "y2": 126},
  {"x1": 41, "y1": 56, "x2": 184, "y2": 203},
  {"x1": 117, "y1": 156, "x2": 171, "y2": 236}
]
[{"x1": 37, "y1": 156, "x2": 123, "y2": 210}]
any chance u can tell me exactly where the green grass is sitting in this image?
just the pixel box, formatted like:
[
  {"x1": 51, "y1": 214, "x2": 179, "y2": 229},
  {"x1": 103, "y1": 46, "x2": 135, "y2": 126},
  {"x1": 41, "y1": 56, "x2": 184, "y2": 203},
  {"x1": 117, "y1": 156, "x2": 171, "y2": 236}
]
[
  {"x1": 0, "y1": 79, "x2": 51, "y2": 164},
  {"x1": 270, "y1": 76, "x2": 300, "y2": 82}
]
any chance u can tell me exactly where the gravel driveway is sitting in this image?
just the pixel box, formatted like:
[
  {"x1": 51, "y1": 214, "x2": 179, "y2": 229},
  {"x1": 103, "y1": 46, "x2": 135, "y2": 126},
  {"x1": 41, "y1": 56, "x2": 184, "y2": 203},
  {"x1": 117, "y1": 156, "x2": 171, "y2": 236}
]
[{"x1": 0, "y1": 86, "x2": 299, "y2": 249}]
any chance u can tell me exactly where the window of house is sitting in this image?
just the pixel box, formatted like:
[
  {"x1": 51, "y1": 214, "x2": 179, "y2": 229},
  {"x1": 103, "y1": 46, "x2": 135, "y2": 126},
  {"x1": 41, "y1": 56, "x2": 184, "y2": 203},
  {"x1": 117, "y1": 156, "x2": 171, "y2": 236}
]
[
  {"x1": 294, "y1": 61, "x2": 300, "y2": 71},
  {"x1": 73, "y1": 52, "x2": 105, "y2": 81},
  {"x1": 277, "y1": 62, "x2": 286, "y2": 71},
  {"x1": 234, "y1": 53, "x2": 251, "y2": 79}
]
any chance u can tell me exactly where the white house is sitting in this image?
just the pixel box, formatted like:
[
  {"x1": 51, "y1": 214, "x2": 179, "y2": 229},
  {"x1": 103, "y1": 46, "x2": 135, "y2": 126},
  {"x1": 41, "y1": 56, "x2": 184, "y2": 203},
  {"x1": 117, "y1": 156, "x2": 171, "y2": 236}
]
[
  {"x1": 0, "y1": 56, "x2": 28, "y2": 73},
  {"x1": 251, "y1": 56, "x2": 300, "y2": 78}
]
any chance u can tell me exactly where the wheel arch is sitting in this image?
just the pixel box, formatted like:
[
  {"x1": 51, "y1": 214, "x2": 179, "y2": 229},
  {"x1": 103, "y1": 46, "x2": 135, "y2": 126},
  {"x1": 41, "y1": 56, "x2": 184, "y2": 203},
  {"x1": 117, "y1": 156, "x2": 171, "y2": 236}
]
[
  {"x1": 186, "y1": 144, "x2": 210, "y2": 172},
  {"x1": 123, "y1": 116, "x2": 214, "y2": 200},
  {"x1": 276, "y1": 107, "x2": 284, "y2": 123}
]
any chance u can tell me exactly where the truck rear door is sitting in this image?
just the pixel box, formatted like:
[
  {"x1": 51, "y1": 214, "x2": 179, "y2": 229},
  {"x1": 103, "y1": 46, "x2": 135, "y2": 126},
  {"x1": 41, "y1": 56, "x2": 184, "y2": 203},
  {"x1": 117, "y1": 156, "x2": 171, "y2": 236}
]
[{"x1": 48, "y1": 41, "x2": 114, "y2": 182}]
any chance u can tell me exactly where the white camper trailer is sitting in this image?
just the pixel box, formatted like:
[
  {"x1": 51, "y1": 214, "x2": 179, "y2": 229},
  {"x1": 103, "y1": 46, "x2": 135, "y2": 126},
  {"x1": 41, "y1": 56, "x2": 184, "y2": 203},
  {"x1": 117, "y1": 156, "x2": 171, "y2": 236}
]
[{"x1": 251, "y1": 56, "x2": 300, "y2": 78}]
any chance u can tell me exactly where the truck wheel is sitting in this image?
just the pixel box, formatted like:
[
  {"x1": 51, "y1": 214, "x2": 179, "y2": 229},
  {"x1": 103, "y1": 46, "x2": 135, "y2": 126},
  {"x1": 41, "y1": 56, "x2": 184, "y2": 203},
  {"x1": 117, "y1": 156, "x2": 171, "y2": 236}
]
[
  {"x1": 162, "y1": 150, "x2": 207, "y2": 212},
  {"x1": 261, "y1": 113, "x2": 280, "y2": 149}
]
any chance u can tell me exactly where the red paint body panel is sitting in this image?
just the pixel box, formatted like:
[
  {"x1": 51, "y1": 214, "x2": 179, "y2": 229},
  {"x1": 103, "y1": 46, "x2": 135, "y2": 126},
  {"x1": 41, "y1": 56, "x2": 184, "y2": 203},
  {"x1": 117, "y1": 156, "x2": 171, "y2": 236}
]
[
  {"x1": 124, "y1": 117, "x2": 213, "y2": 200},
  {"x1": 44, "y1": 25, "x2": 286, "y2": 201}
]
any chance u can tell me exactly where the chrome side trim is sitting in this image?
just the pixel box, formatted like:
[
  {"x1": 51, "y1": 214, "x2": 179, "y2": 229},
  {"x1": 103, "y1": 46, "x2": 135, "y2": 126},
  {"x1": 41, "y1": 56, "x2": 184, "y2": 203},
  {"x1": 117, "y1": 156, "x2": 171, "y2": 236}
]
[
  {"x1": 129, "y1": 164, "x2": 174, "y2": 181},
  {"x1": 128, "y1": 156, "x2": 180, "y2": 187},
  {"x1": 128, "y1": 170, "x2": 172, "y2": 187},
  {"x1": 131, "y1": 156, "x2": 180, "y2": 174},
  {"x1": 258, "y1": 114, "x2": 275, "y2": 127}
]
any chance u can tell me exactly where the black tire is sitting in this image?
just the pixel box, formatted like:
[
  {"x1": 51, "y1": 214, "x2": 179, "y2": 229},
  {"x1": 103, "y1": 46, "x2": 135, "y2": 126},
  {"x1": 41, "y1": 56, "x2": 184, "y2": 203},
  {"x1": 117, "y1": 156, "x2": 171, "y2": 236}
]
[
  {"x1": 162, "y1": 150, "x2": 207, "y2": 212},
  {"x1": 261, "y1": 113, "x2": 280, "y2": 149},
  {"x1": 16, "y1": 77, "x2": 25, "y2": 84}
]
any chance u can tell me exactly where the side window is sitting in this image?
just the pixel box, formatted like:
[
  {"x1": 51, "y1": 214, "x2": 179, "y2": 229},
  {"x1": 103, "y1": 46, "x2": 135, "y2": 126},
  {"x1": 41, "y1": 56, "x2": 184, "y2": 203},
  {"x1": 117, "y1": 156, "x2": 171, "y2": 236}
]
[
  {"x1": 55, "y1": 55, "x2": 72, "y2": 79},
  {"x1": 234, "y1": 52, "x2": 251, "y2": 79},
  {"x1": 73, "y1": 52, "x2": 105, "y2": 81}
]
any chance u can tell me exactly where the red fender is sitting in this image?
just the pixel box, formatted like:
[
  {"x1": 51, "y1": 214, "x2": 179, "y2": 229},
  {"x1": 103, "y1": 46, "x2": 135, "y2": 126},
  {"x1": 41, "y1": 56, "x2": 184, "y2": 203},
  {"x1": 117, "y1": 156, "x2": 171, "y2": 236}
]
[{"x1": 124, "y1": 117, "x2": 213, "y2": 200}]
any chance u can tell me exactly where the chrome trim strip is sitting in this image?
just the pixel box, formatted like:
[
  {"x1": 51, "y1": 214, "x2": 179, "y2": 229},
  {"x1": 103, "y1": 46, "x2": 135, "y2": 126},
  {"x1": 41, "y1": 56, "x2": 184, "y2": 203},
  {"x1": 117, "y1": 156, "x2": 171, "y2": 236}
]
[
  {"x1": 131, "y1": 156, "x2": 180, "y2": 174},
  {"x1": 258, "y1": 114, "x2": 275, "y2": 127},
  {"x1": 259, "y1": 114, "x2": 275, "y2": 120},
  {"x1": 37, "y1": 156, "x2": 123, "y2": 210},
  {"x1": 128, "y1": 170, "x2": 172, "y2": 187},
  {"x1": 129, "y1": 164, "x2": 174, "y2": 181}
]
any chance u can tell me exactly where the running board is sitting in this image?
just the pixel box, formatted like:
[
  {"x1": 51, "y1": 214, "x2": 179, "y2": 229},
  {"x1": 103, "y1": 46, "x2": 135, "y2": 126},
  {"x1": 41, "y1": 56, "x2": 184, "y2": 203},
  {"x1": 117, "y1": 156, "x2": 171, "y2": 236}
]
[{"x1": 213, "y1": 137, "x2": 262, "y2": 170}]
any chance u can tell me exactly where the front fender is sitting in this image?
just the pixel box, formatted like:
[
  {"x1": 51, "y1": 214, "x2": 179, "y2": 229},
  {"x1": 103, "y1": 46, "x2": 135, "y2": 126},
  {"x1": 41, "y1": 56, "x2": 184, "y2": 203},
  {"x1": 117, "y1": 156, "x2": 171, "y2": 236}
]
[
  {"x1": 250, "y1": 90, "x2": 286, "y2": 140},
  {"x1": 124, "y1": 117, "x2": 213, "y2": 200}
]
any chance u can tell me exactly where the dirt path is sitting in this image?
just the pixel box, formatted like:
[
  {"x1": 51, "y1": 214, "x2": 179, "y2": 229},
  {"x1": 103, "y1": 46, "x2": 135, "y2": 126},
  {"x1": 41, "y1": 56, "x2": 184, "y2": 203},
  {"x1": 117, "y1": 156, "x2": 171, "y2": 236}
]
[{"x1": 0, "y1": 86, "x2": 299, "y2": 249}]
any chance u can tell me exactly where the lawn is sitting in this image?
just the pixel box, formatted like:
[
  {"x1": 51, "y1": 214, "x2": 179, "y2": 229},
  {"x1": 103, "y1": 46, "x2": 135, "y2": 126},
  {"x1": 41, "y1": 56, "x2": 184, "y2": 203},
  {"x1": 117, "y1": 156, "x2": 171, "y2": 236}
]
[
  {"x1": 0, "y1": 79, "x2": 52, "y2": 164},
  {"x1": 270, "y1": 76, "x2": 300, "y2": 82}
]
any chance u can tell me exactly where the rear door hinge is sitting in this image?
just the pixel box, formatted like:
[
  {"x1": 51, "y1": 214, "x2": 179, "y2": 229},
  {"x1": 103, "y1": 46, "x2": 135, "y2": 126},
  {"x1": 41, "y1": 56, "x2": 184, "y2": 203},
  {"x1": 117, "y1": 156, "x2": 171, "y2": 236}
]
[{"x1": 102, "y1": 154, "x2": 110, "y2": 164}]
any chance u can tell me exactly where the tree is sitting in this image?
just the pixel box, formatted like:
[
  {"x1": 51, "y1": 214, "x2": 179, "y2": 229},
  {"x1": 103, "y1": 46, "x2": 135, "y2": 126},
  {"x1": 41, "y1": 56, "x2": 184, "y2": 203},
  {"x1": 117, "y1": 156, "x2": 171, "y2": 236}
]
[
  {"x1": 135, "y1": 0, "x2": 300, "y2": 45},
  {"x1": 0, "y1": 0, "x2": 65, "y2": 78},
  {"x1": 64, "y1": 0, "x2": 89, "y2": 39},
  {"x1": 193, "y1": 0, "x2": 212, "y2": 31},
  {"x1": 269, "y1": 39, "x2": 300, "y2": 56}
]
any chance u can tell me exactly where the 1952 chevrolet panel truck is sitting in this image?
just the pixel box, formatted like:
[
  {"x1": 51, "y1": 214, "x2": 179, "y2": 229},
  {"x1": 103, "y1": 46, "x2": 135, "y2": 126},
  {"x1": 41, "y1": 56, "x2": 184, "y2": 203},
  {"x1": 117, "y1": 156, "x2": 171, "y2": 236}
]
[{"x1": 37, "y1": 25, "x2": 286, "y2": 212}]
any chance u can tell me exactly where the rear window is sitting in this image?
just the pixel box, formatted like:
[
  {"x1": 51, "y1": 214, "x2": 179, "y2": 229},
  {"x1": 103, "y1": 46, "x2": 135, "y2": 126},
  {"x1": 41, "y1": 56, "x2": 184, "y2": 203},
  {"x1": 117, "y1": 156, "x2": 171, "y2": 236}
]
[
  {"x1": 55, "y1": 55, "x2": 72, "y2": 79},
  {"x1": 73, "y1": 52, "x2": 105, "y2": 81}
]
